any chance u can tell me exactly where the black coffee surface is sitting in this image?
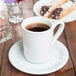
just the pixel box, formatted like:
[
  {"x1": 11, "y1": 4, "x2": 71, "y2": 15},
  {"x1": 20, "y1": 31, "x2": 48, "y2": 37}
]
[{"x1": 26, "y1": 23, "x2": 50, "y2": 32}]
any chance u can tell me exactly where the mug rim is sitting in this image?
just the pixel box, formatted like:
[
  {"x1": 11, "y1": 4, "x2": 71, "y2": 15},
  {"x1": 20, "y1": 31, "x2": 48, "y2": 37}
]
[
  {"x1": 21, "y1": 16, "x2": 53, "y2": 34},
  {"x1": 21, "y1": 16, "x2": 63, "y2": 34}
]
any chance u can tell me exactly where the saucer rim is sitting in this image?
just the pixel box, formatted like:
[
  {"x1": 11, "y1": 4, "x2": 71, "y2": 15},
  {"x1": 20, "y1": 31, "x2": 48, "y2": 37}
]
[{"x1": 8, "y1": 40, "x2": 69, "y2": 75}]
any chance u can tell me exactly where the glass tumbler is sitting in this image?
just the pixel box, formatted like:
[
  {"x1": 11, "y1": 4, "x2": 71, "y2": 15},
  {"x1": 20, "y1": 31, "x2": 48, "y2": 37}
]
[{"x1": 7, "y1": 1, "x2": 23, "y2": 24}]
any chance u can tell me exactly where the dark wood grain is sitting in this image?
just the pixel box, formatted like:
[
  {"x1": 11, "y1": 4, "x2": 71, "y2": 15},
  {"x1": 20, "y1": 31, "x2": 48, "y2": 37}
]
[
  {"x1": 0, "y1": 43, "x2": 5, "y2": 69},
  {"x1": 11, "y1": 22, "x2": 23, "y2": 43},
  {"x1": 1, "y1": 39, "x2": 13, "y2": 76},
  {"x1": 65, "y1": 21, "x2": 76, "y2": 75}
]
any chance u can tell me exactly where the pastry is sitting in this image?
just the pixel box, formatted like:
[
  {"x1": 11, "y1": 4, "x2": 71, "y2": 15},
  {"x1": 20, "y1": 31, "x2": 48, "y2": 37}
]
[
  {"x1": 40, "y1": 0, "x2": 68, "y2": 17},
  {"x1": 49, "y1": 1, "x2": 76, "y2": 19}
]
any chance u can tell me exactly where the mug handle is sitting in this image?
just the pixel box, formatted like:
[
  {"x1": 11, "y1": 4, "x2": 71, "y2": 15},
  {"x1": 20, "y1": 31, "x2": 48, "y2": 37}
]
[{"x1": 51, "y1": 20, "x2": 65, "y2": 45}]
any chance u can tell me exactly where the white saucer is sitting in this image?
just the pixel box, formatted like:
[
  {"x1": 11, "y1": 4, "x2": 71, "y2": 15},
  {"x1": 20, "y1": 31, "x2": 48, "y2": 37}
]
[
  {"x1": 33, "y1": 0, "x2": 76, "y2": 23},
  {"x1": 8, "y1": 40, "x2": 69, "y2": 75}
]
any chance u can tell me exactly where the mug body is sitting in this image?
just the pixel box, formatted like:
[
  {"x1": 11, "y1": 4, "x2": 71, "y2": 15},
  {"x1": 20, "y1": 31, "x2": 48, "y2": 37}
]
[
  {"x1": 21, "y1": 16, "x2": 64, "y2": 63},
  {"x1": 22, "y1": 17, "x2": 53, "y2": 63}
]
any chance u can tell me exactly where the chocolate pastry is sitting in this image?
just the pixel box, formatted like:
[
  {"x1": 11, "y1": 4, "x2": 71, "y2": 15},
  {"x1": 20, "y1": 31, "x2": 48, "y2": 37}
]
[
  {"x1": 40, "y1": 6, "x2": 51, "y2": 16},
  {"x1": 51, "y1": 8, "x2": 63, "y2": 19}
]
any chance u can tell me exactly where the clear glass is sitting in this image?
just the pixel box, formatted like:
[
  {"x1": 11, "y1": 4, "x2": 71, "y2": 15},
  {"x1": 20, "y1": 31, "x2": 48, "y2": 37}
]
[{"x1": 7, "y1": 1, "x2": 23, "y2": 24}]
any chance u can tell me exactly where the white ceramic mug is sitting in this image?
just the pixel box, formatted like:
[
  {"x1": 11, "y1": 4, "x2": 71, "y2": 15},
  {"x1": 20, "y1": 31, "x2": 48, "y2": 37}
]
[{"x1": 21, "y1": 17, "x2": 64, "y2": 63}]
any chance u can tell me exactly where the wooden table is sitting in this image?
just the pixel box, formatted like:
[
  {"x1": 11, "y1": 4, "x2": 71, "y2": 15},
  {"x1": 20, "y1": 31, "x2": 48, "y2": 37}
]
[{"x1": 0, "y1": 0, "x2": 76, "y2": 76}]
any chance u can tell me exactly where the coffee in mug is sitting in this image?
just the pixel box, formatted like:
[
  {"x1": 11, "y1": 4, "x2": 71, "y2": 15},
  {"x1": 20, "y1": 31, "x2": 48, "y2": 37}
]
[{"x1": 25, "y1": 23, "x2": 50, "y2": 32}]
